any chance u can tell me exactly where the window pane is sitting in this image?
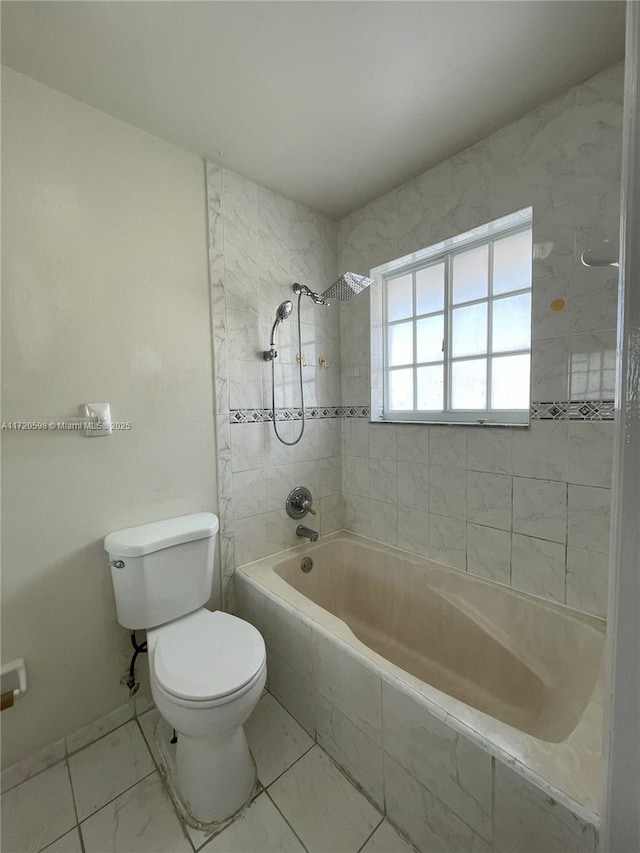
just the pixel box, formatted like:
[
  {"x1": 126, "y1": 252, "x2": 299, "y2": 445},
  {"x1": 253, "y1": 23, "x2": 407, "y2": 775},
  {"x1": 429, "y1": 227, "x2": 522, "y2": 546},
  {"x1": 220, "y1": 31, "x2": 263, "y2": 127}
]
[
  {"x1": 387, "y1": 274, "x2": 413, "y2": 321},
  {"x1": 493, "y1": 229, "x2": 532, "y2": 294},
  {"x1": 451, "y1": 359, "x2": 487, "y2": 409},
  {"x1": 416, "y1": 264, "x2": 444, "y2": 314},
  {"x1": 416, "y1": 315, "x2": 444, "y2": 363},
  {"x1": 491, "y1": 354, "x2": 530, "y2": 409},
  {"x1": 388, "y1": 321, "x2": 413, "y2": 366},
  {"x1": 388, "y1": 368, "x2": 413, "y2": 410},
  {"x1": 492, "y1": 293, "x2": 531, "y2": 353},
  {"x1": 452, "y1": 303, "x2": 487, "y2": 358},
  {"x1": 417, "y1": 365, "x2": 444, "y2": 410},
  {"x1": 452, "y1": 245, "x2": 488, "y2": 304}
]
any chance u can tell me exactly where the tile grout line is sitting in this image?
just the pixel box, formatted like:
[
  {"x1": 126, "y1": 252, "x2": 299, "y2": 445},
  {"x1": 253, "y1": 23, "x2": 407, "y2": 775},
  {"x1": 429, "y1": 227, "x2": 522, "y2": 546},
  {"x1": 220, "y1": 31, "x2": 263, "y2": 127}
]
[
  {"x1": 1, "y1": 754, "x2": 69, "y2": 797},
  {"x1": 68, "y1": 756, "x2": 88, "y2": 853},
  {"x1": 354, "y1": 815, "x2": 385, "y2": 853},
  {"x1": 33, "y1": 762, "x2": 83, "y2": 853},
  {"x1": 264, "y1": 740, "x2": 316, "y2": 790},
  {"x1": 264, "y1": 788, "x2": 311, "y2": 853},
  {"x1": 387, "y1": 751, "x2": 493, "y2": 847},
  {"x1": 135, "y1": 715, "x2": 163, "y2": 774},
  {"x1": 66, "y1": 714, "x2": 137, "y2": 761},
  {"x1": 75, "y1": 768, "x2": 157, "y2": 828},
  {"x1": 132, "y1": 716, "x2": 199, "y2": 852}
]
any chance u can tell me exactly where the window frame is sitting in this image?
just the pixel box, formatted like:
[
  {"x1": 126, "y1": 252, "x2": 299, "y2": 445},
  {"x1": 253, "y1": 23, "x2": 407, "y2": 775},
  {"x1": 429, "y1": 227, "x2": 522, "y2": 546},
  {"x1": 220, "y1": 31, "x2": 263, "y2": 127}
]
[{"x1": 374, "y1": 216, "x2": 533, "y2": 427}]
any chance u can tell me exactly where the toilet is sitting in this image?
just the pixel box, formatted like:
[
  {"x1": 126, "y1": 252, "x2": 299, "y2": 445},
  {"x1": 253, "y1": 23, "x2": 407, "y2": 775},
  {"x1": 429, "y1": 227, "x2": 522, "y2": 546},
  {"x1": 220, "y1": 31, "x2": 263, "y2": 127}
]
[{"x1": 104, "y1": 513, "x2": 266, "y2": 826}]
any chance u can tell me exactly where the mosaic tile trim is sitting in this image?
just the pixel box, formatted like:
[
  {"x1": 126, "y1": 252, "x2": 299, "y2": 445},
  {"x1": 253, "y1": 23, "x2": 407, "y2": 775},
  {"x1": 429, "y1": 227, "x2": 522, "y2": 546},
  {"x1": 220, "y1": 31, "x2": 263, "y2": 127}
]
[
  {"x1": 230, "y1": 406, "x2": 370, "y2": 423},
  {"x1": 230, "y1": 401, "x2": 615, "y2": 424},
  {"x1": 532, "y1": 400, "x2": 616, "y2": 421}
]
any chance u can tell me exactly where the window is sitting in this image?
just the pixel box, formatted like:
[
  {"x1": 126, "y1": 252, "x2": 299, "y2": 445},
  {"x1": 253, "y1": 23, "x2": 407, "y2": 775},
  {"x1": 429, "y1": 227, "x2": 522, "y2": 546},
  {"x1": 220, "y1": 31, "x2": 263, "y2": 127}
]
[{"x1": 372, "y1": 210, "x2": 532, "y2": 426}]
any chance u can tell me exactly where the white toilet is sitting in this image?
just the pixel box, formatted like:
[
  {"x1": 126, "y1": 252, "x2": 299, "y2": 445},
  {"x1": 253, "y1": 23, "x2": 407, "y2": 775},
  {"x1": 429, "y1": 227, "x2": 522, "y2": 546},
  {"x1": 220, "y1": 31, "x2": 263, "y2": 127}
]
[{"x1": 104, "y1": 513, "x2": 266, "y2": 826}]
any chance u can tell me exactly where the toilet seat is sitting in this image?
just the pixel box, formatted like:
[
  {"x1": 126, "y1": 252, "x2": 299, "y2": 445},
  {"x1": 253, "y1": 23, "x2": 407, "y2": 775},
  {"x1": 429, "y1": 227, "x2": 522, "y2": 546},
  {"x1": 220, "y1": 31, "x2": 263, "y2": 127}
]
[{"x1": 153, "y1": 609, "x2": 266, "y2": 703}]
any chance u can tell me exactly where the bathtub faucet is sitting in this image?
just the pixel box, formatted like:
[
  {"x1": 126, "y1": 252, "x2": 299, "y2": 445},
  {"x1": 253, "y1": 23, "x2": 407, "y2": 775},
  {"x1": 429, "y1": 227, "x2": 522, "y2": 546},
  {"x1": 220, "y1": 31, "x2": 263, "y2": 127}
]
[{"x1": 296, "y1": 525, "x2": 319, "y2": 542}]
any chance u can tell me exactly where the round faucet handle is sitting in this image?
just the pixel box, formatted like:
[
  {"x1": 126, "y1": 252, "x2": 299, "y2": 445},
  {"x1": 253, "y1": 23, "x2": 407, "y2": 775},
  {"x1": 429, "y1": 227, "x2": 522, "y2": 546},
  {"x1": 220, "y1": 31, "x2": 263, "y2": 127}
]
[{"x1": 301, "y1": 499, "x2": 317, "y2": 515}]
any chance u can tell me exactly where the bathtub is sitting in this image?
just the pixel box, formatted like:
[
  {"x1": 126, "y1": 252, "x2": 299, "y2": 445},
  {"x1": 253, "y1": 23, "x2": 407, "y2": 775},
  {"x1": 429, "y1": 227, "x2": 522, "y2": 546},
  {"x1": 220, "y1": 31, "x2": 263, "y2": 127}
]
[{"x1": 237, "y1": 532, "x2": 604, "y2": 852}]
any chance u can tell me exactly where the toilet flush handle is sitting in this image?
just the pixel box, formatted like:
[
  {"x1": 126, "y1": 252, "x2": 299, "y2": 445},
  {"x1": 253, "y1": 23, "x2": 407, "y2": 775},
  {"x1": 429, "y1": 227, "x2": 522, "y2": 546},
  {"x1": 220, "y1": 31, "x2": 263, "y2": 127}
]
[{"x1": 110, "y1": 560, "x2": 125, "y2": 569}]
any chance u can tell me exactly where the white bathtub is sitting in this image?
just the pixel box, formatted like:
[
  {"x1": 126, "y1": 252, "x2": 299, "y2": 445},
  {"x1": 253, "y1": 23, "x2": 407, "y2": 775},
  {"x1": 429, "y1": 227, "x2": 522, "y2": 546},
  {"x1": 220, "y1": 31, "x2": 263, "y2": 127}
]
[{"x1": 237, "y1": 532, "x2": 604, "y2": 852}]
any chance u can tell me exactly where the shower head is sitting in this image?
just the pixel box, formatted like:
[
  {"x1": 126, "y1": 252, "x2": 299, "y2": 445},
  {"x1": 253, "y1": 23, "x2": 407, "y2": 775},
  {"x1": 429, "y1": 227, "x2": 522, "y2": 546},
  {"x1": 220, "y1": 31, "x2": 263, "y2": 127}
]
[
  {"x1": 266, "y1": 299, "x2": 293, "y2": 352},
  {"x1": 321, "y1": 272, "x2": 375, "y2": 303},
  {"x1": 276, "y1": 300, "x2": 293, "y2": 321}
]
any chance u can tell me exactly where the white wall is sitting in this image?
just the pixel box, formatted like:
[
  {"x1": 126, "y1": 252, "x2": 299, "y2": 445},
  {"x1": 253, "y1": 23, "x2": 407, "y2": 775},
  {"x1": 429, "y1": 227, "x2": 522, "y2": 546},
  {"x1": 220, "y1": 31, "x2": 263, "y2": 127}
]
[
  {"x1": 338, "y1": 63, "x2": 623, "y2": 617},
  {"x1": 1, "y1": 69, "x2": 217, "y2": 768}
]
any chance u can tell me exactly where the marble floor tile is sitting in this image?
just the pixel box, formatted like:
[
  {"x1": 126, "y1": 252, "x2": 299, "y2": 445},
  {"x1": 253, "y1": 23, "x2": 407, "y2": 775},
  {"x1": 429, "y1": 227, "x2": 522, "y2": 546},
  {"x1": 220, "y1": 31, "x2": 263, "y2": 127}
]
[
  {"x1": 360, "y1": 820, "x2": 415, "y2": 853},
  {"x1": 42, "y1": 827, "x2": 83, "y2": 853},
  {"x1": 0, "y1": 762, "x2": 76, "y2": 853},
  {"x1": 68, "y1": 720, "x2": 155, "y2": 820},
  {"x1": 193, "y1": 793, "x2": 305, "y2": 853},
  {"x1": 137, "y1": 707, "x2": 167, "y2": 767},
  {"x1": 245, "y1": 693, "x2": 314, "y2": 786},
  {"x1": 80, "y1": 773, "x2": 191, "y2": 853},
  {"x1": 268, "y1": 745, "x2": 381, "y2": 853}
]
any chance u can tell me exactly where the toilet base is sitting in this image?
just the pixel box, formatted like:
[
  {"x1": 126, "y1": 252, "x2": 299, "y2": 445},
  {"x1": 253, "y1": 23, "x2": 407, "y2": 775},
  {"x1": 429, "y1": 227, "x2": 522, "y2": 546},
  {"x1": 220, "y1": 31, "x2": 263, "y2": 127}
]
[
  {"x1": 177, "y1": 727, "x2": 257, "y2": 824},
  {"x1": 153, "y1": 714, "x2": 258, "y2": 830}
]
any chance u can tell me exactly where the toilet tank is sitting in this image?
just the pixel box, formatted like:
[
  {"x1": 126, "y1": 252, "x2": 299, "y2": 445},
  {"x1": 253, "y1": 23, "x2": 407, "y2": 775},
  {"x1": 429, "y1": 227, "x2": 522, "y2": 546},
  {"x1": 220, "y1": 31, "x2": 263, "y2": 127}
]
[{"x1": 104, "y1": 513, "x2": 219, "y2": 630}]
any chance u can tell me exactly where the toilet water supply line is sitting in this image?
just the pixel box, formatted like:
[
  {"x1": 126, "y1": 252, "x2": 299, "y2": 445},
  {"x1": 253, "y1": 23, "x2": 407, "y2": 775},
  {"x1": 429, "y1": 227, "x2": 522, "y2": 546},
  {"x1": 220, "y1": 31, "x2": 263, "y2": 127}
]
[
  {"x1": 126, "y1": 631, "x2": 178, "y2": 743},
  {"x1": 127, "y1": 630, "x2": 178, "y2": 743},
  {"x1": 127, "y1": 631, "x2": 147, "y2": 696}
]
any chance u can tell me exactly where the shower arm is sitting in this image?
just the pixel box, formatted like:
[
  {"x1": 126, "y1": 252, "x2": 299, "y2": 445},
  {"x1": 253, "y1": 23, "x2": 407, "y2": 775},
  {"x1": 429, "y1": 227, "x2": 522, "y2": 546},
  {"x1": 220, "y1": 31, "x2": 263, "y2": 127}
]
[{"x1": 293, "y1": 282, "x2": 329, "y2": 305}]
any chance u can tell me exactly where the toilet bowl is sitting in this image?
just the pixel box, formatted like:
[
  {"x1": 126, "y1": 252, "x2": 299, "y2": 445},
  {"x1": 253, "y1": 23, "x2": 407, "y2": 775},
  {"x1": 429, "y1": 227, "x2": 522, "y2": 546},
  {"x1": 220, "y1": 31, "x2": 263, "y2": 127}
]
[
  {"x1": 104, "y1": 513, "x2": 267, "y2": 827},
  {"x1": 148, "y1": 608, "x2": 266, "y2": 824}
]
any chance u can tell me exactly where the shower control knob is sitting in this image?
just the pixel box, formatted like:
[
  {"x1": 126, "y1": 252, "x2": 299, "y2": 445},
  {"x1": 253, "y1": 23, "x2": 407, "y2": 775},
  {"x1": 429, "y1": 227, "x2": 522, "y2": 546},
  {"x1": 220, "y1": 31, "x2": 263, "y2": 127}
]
[{"x1": 286, "y1": 486, "x2": 316, "y2": 519}]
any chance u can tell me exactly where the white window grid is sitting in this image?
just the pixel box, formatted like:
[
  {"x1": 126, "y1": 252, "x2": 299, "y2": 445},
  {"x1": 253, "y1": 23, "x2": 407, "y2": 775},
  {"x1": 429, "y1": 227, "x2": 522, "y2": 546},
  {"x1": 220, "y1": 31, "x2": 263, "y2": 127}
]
[{"x1": 382, "y1": 223, "x2": 532, "y2": 425}]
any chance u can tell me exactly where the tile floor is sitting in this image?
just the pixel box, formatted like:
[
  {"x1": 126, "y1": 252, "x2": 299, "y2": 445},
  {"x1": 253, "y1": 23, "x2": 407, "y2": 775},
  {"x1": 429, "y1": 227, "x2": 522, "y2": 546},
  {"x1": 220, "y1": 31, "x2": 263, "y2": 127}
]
[{"x1": 1, "y1": 692, "x2": 416, "y2": 853}]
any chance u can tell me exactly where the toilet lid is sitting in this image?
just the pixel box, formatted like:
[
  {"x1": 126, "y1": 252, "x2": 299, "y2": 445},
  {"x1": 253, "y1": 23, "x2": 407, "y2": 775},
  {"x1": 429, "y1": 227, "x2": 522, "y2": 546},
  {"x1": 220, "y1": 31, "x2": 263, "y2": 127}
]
[{"x1": 154, "y1": 610, "x2": 266, "y2": 701}]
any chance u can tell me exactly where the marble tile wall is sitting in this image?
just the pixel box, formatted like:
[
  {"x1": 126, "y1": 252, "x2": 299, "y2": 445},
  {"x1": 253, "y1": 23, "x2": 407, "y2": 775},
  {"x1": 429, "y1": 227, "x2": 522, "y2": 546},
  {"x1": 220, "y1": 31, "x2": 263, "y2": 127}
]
[
  {"x1": 236, "y1": 575, "x2": 598, "y2": 853},
  {"x1": 337, "y1": 62, "x2": 623, "y2": 617},
  {"x1": 206, "y1": 164, "x2": 344, "y2": 605}
]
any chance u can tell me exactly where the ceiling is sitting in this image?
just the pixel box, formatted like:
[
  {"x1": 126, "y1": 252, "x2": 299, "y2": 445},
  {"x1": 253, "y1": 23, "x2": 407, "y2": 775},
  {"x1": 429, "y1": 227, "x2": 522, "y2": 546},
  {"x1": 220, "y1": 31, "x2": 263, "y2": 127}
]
[{"x1": 1, "y1": 1, "x2": 625, "y2": 219}]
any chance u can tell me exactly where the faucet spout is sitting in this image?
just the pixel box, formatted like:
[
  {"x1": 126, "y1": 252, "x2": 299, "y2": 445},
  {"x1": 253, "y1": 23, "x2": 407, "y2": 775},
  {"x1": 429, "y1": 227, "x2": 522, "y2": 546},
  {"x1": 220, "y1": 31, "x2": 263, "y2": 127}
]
[{"x1": 296, "y1": 525, "x2": 319, "y2": 542}]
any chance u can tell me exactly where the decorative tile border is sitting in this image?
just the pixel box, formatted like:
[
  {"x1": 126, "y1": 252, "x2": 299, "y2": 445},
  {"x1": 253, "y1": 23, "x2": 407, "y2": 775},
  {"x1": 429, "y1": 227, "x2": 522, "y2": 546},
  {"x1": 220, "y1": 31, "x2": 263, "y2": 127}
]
[
  {"x1": 229, "y1": 406, "x2": 370, "y2": 423},
  {"x1": 532, "y1": 400, "x2": 615, "y2": 421},
  {"x1": 229, "y1": 401, "x2": 614, "y2": 424}
]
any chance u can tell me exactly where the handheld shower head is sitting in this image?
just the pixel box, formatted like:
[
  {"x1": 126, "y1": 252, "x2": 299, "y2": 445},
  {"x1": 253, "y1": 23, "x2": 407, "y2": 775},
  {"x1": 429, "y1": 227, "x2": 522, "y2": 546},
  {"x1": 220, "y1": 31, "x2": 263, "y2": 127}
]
[
  {"x1": 264, "y1": 300, "x2": 294, "y2": 359},
  {"x1": 268, "y1": 299, "x2": 293, "y2": 348},
  {"x1": 276, "y1": 300, "x2": 293, "y2": 321}
]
